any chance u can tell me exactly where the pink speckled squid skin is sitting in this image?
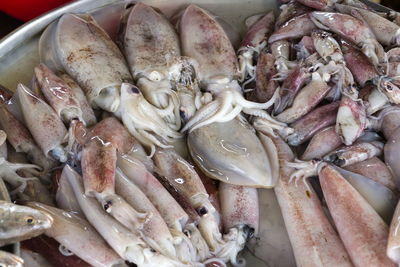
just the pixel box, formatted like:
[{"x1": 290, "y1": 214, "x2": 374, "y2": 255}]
[
  {"x1": 219, "y1": 183, "x2": 259, "y2": 235},
  {"x1": 16, "y1": 84, "x2": 67, "y2": 162},
  {"x1": 319, "y1": 165, "x2": 395, "y2": 267},
  {"x1": 179, "y1": 4, "x2": 238, "y2": 85},
  {"x1": 272, "y1": 136, "x2": 353, "y2": 267},
  {"x1": 81, "y1": 138, "x2": 117, "y2": 196}
]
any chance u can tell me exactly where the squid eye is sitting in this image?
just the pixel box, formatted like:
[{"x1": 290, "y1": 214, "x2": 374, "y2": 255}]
[
  {"x1": 179, "y1": 109, "x2": 187, "y2": 121},
  {"x1": 130, "y1": 86, "x2": 140, "y2": 94},
  {"x1": 125, "y1": 261, "x2": 138, "y2": 267},
  {"x1": 196, "y1": 206, "x2": 208, "y2": 216},
  {"x1": 243, "y1": 225, "x2": 255, "y2": 240},
  {"x1": 103, "y1": 200, "x2": 113, "y2": 212},
  {"x1": 26, "y1": 216, "x2": 35, "y2": 225},
  {"x1": 183, "y1": 229, "x2": 191, "y2": 238}
]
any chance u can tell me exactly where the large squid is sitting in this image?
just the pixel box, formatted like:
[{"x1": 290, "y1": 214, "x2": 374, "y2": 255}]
[
  {"x1": 39, "y1": 12, "x2": 133, "y2": 113},
  {"x1": 179, "y1": 5, "x2": 279, "y2": 132}
]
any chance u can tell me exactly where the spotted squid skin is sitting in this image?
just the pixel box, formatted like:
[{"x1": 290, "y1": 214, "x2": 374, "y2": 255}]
[
  {"x1": 272, "y1": 136, "x2": 353, "y2": 267},
  {"x1": 319, "y1": 165, "x2": 395, "y2": 267}
]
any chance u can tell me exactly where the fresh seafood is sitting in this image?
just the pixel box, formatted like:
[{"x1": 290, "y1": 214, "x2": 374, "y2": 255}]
[
  {"x1": 26, "y1": 201, "x2": 124, "y2": 267},
  {"x1": 40, "y1": 13, "x2": 133, "y2": 112},
  {"x1": 0, "y1": 201, "x2": 53, "y2": 246},
  {"x1": 3, "y1": 1, "x2": 400, "y2": 266}
]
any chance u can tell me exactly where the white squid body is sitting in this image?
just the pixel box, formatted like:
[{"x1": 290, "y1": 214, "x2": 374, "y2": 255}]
[
  {"x1": 26, "y1": 202, "x2": 124, "y2": 267},
  {"x1": 17, "y1": 84, "x2": 67, "y2": 162},
  {"x1": 188, "y1": 118, "x2": 278, "y2": 188},
  {"x1": 39, "y1": 13, "x2": 133, "y2": 113},
  {"x1": 63, "y1": 165, "x2": 187, "y2": 267},
  {"x1": 120, "y1": 2, "x2": 203, "y2": 131}
]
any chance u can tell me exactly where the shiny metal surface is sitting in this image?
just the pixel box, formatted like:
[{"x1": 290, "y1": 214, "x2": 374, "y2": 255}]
[{"x1": 0, "y1": 0, "x2": 278, "y2": 90}]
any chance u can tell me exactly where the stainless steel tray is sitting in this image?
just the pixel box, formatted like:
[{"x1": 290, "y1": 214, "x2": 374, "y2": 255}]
[{"x1": 0, "y1": 0, "x2": 277, "y2": 90}]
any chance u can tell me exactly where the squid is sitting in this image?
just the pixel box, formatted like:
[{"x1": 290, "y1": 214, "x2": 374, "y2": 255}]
[
  {"x1": 238, "y1": 11, "x2": 275, "y2": 86},
  {"x1": 40, "y1": 13, "x2": 133, "y2": 112},
  {"x1": 64, "y1": 165, "x2": 186, "y2": 267},
  {"x1": 26, "y1": 201, "x2": 124, "y2": 267},
  {"x1": 115, "y1": 83, "x2": 182, "y2": 157},
  {"x1": 310, "y1": 11, "x2": 386, "y2": 66},
  {"x1": 119, "y1": 2, "x2": 188, "y2": 130},
  {"x1": 16, "y1": 84, "x2": 68, "y2": 162},
  {"x1": 179, "y1": 5, "x2": 280, "y2": 132}
]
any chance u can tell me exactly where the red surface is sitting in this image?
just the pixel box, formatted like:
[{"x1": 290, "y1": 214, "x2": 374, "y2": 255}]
[{"x1": 0, "y1": 0, "x2": 71, "y2": 21}]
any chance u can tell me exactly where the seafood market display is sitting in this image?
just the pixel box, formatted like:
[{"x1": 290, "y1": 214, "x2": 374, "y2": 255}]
[{"x1": 2, "y1": 0, "x2": 400, "y2": 266}]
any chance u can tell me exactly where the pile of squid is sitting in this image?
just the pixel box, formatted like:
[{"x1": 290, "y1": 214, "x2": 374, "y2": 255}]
[{"x1": 2, "y1": 0, "x2": 400, "y2": 266}]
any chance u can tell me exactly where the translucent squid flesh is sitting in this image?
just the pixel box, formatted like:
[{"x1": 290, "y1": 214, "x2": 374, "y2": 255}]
[
  {"x1": 359, "y1": 84, "x2": 388, "y2": 115},
  {"x1": 276, "y1": 72, "x2": 331, "y2": 124},
  {"x1": 81, "y1": 138, "x2": 148, "y2": 235},
  {"x1": 319, "y1": 165, "x2": 395, "y2": 266},
  {"x1": 49, "y1": 13, "x2": 133, "y2": 112},
  {"x1": 153, "y1": 147, "x2": 223, "y2": 252},
  {"x1": 380, "y1": 106, "x2": 400, "y2": 140},
  {"x1": 0, "y1": 201, "x2": 53, "y2": 247},
  {"x1": 120, "y1": 2, "x2": 181, "y2": 81},
  {"x1": 34, "y1": 63, "x2": 83, "y2": 124},
  {"x1": 344, "y1": 157, "x2": 398, "y2": 193},
  {"x1": 20, "y1": 249, "x2": 52, "y2": 267},
  {"x1": 384, "y1": 128, "x2": 400, "y2": 187},
  {"x1": 287, "y1": 101, "x2": 339, "y2": 146},
  {"x1": 300, "y1": 0, "x2": 336, "y2": 10},
  {"x1": 324, "y1": 141, "x2": 384, "y2": 167},
  {"x1": 26, "y1": 201, "x2": 124, "y2": 267},
  {"x1": 187, "y1": 118, "x2": 276, "y2": 188},
  {"x1": 272, "y1": 136, "x2": 353, "y2": 266},
  {"x1": 180, "y1": 4, "x2": 238, "y2": 85},
  {"x1": 218, "y1": 183, "x2": 259, "y2": 265},
  {"x1": 178, "y1": 5, "x2": 280, "y2": 131},
  {"x1": 64, "y1": 165, "x2": 185, "y2": 267},
  {"x1": 301, "y1": 126, "x2": 342, "y2": 160}
]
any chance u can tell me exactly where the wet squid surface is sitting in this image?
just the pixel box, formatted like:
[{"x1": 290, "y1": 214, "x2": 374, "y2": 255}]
[{"x1": 1, "y1": 1, "x2": 400, "y2": 267}]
